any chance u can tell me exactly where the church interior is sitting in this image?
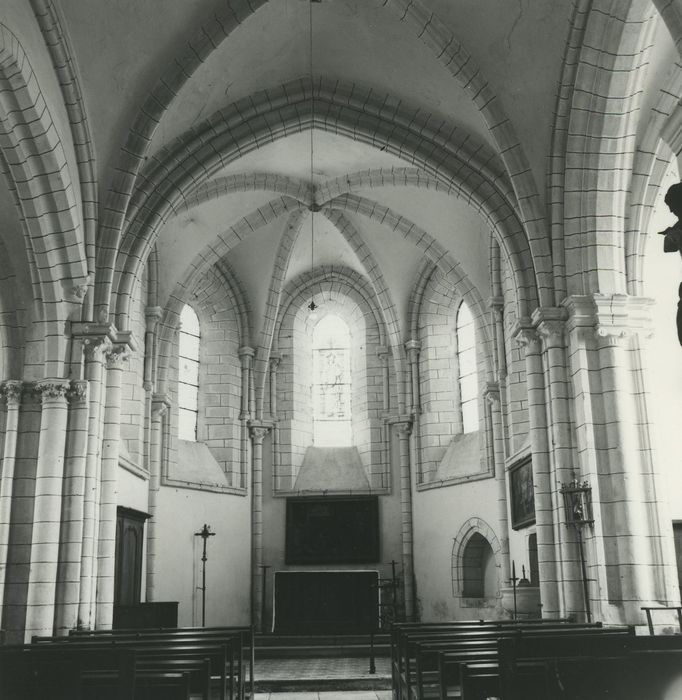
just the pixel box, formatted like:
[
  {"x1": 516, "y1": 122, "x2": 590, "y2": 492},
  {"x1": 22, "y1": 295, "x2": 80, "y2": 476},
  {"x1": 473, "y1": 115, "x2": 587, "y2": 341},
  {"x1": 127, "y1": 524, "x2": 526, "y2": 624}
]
[{"x1": 5, "y1": 0, "x2": 682, "y2": 697}]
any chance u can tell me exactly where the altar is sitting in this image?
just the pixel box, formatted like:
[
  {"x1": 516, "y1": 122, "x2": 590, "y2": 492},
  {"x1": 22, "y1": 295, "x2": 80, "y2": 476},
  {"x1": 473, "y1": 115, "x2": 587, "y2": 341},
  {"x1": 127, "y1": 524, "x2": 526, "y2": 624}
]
[{"x1": 273, "y1": 570, "x2": 379, "y2": 634}]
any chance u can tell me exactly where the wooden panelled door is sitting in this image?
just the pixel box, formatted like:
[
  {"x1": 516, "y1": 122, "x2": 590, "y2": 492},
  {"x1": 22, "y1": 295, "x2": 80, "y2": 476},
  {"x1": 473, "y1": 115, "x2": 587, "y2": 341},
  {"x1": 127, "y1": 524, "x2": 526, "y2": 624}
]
[{"x1": 114, "y1": 507, "x2": 149, "y2": 606}]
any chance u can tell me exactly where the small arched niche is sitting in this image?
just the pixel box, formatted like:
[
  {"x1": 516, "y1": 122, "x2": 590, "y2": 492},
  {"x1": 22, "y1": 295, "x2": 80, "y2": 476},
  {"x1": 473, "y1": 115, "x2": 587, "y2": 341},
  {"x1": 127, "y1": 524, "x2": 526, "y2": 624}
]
[{"x1": 452, "y1": 518, "x2": 502, "y2": 607}]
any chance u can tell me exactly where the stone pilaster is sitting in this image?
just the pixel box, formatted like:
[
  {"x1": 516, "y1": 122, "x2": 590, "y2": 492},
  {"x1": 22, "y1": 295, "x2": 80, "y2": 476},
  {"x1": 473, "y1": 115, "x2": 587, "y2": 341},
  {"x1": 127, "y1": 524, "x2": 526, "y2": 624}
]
[
  {"x1": 95, "y1": 343, "x2": 131, "y2": 628},
  {"x1": 76, "y1": 332, "x2": 113, "y2": 629},
  {"x1": 394, "y1": 417, "x2": 415, "y2": 620},
  {"x1": 514, "y1": 323, "x2": 561, "y2": 617},
  {"x1": 269, "y1": 352, "x2": 281, "y2": 420},
  {"x1": 146, "y1": 394, "x2": 170, "y2": 602},
  {"x1": 24, "y1": 378, "x2": 71, "y2": 641},
  {"x1": 563, "y1": 293, "x2": 676, "y2": 624},
  {"x1": 249, "y1": 422, "x2": 270, "y2": 632},
  {"x1": 377, "y1": 347, "x2": 391, "y2": 489},
  {"x1": 0, "y1": 381, "x2": 22, "y2": 615},
  {"x1": 54, "y1": 380, "x2": 89, "y2": 634},
  {"x1": 489, "y1": 296, "x2": 510, "y2": 451},
  {"x1": 484, "y1": 382, "x2": 510, "y2": 587},
  {"x1": 533, "y1": 307, "x2": 584, "y2": 619},
  {"x1": 238, "y1": 346, "x2": 255, "y2": 420},
  {"x1": 405, "y1": 340, "x2": 421, "y2": 415}
]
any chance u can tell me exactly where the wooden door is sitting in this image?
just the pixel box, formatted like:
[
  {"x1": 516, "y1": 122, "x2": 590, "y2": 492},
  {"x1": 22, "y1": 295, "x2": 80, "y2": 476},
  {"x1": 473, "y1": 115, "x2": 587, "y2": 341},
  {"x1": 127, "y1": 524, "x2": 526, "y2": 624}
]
[{"x1": 114, "y1": 507, "x2": 149, "y2": 606}]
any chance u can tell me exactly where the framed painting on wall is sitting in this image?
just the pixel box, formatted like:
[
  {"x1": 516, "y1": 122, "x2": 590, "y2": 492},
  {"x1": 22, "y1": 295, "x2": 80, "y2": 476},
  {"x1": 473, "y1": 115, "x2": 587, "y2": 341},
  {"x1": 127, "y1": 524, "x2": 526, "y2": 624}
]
[{"x1": 510, "y1": 457, "x2": 535, "y2": 530}]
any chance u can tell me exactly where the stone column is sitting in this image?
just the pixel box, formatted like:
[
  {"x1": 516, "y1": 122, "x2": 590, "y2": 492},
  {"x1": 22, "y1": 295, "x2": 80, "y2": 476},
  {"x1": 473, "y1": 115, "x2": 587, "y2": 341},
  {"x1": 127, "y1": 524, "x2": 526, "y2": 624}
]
[
  {"x1": 563, "y1": 294, "x2": 672, "y2": 623},
  {"x1": 269, "y1": 353, "x2": 281, "y2": 493},
  {"x1": 514, "y1": 324, "x2": 560, "y2": 617},
  {"x1": 24, "y1": 378, "x2": 71, "y2": 641},
  {"x1": 595, "y1": 329, "x2": 656, "y2": 611},
  {"x1": 0, "y1": 381, "x2": 22, "y2": 614},
  {"x1": 240, "y1": 347, "x2": 255, "y2": 491},
  {"x1": 269, "y1": 352, "x2": 281, "y2": 419},
  {"x1": 395, "y1": 417, "x2": 415, "y2": 621},
  {"x1": 54, "y1": 380, "x2": 89, "y2": 634},
  {"x1": 249, "y1": 423, "x2": 270, "y2": 632},
  {"x1": 95, "y1": 344, "x2": 129, "y2": 628},
  {"x1": 146, "y1": 394, "x2": 170, "y2": 602},
  {"x1": 142, "y1": 307, "x2": 163, "y2": 481},
  {"x1": 77, "y1": 333, "x2": 111, "y2": 629},
  {"x1": 489, "y1": 296, "x2": 510, "y2": 449},
  {"x1": 404, "y1": 341, "x2": 421, "y2": 492},
  {"x1": 377, "y1": 347, "x2": 391, "y2": 489},
  {"x1": 533, "y1": 308, "x2": 584, "y2": 619},
  {"x1": 485, "y1": 382, "x2": 510, "y2": 587},
  {"x1": 405, "y1": 340, "x2": 421, "y2": 414}
]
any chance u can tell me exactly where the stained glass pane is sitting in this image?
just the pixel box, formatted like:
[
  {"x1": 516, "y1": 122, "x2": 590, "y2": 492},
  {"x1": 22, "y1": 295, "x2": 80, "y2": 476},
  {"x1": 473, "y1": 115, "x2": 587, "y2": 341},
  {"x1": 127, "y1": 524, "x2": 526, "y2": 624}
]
[
  {"x1": 312, "y1": 315, "x2": 352, "y2": 446},
  {"x1": 457, "y1": 301, "x2": 479, "y2": 433},
  {"x1": 178, "y1": 304, "x2": 200, "y2": 441}
]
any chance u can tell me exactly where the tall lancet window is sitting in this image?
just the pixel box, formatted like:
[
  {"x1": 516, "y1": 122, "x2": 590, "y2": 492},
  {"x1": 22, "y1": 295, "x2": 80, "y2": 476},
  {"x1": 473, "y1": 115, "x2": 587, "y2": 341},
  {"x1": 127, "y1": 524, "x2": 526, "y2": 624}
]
[
  {"x1": 312, "y1": 314, "x2": 352, "y2": 446},
  {"x1": 178, "y1": 304, "x2": 200, "y2": 441},
  {"x1": 456, "y1": 301, "x2": 479, "y2": 433}
]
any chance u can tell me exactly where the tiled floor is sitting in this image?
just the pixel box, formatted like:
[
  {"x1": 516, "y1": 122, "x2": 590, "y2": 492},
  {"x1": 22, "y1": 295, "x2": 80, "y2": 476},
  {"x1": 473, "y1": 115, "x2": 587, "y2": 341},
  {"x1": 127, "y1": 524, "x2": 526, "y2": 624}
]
[
  {"x1": 255, "y1": 657, "x2": 391, "y2": 680},
  {"x1": 255, "y1": 693, "x2": 392, "y2": 700}
]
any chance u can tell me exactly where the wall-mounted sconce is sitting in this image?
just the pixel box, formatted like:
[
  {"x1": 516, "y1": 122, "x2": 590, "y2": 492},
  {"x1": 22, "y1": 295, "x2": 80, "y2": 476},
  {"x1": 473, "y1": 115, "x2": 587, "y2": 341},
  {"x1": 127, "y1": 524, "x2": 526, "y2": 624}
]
[
  {"x1": 560, "y1": 479, "x2": 594, "y2": 622},
  {"x1": 560, "y1": 479, "x2": 594, "y2": 528}
]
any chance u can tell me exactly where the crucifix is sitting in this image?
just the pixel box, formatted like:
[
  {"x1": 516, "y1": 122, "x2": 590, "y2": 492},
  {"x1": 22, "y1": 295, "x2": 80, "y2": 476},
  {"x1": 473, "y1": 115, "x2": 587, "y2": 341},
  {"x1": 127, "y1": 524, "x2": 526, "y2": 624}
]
[{"x1": 195, "y1": 523, "x2": 216, "y2": 627}]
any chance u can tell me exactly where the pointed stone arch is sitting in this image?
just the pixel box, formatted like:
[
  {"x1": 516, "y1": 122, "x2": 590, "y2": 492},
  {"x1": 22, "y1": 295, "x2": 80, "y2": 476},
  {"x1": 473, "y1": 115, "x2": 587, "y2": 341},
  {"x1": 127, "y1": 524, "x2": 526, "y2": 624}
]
[
  {"x1": 451, "y1": 518, "x2": 502, "y2": 600},
  {"x1": 0, "y1": 23, "x2": 87, "y2": 373}
]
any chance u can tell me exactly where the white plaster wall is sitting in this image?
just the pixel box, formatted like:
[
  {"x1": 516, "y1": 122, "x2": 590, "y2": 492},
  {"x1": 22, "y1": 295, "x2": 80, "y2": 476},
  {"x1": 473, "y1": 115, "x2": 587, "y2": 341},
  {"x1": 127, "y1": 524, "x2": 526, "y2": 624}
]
[
  {"x1": 154, "y1": 488, "x2": 251, "y2": 627},
  {"x1": 117, "y1": 467, "x2": 149, "y2": 513},
  {"x1": 413, "y1": 477, "x2": 500, "y2": 621}
]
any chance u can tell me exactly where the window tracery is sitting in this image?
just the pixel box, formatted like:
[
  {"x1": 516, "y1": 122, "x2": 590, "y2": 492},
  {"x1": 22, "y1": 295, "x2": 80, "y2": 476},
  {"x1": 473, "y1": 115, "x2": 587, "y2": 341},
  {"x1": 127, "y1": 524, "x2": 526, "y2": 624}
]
[{"x1": 178, "y1": 304, "x2": 200, "y2": 441}]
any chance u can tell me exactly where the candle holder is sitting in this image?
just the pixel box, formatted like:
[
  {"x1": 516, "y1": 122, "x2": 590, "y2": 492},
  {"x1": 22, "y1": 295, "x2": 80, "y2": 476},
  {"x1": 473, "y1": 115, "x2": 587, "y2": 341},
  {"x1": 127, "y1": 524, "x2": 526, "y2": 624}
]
[
  {"x1": 560, "y1": 479, "x2": 593, "y2": 528},
  {"x1": 560, "y1": 479, "x2": 593, "y2": 622}
]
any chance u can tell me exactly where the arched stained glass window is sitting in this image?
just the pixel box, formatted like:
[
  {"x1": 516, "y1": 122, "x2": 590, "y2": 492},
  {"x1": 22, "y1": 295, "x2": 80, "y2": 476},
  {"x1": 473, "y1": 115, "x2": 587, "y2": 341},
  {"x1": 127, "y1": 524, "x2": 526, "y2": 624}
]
[
  {"x1": 312, "y1": 314, "x2": 352, "y2": 446},
  {"x1": 178, "y1": 304, "x2": 200, "y2": 441},
  {"x1": 456, "y1": 301, "x2": 479, "y2": 433}
]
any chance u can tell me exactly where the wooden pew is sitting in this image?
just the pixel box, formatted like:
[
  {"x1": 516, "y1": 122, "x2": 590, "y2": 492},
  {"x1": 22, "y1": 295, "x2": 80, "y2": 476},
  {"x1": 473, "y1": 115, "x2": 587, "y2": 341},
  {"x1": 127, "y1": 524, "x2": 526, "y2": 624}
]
[
  {"x1": 390, "y1": 617, "x2": 569, "y2": 695},
  {"x1": 30, "y1": 636, "x2": 231, "y2": 700},
  {"x1": 393, "y1": 620, "x2": 600, "y2": 700},
  {"x1": 440, "y1": 626, "x2": 633, "y2": 700},
  {"x1": 497, "y1": 631, "x2": 635, "y2": 700},
  {"x1": 69, "y1": 624, "x2": 251, "y2": 700},
  {"x1": 27, "y1": 640, "x2": 220, "y2": 700}
]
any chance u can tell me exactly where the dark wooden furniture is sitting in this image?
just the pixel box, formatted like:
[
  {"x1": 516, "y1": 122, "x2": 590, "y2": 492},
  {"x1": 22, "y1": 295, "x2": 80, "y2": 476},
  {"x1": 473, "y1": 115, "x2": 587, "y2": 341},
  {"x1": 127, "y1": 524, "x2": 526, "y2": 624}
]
[
  {"x1": 113, "y1": 601, "x2": 179, "y2": 629},
  {"x1": 0, "y1": 626, "x2": 251, "y2": 700},
  {"x1": 285, "y1": 496, "x2": 380, "y2": 564},
  {"x1": 274, "y1": 570, "x2": 378, "y2": 633}
]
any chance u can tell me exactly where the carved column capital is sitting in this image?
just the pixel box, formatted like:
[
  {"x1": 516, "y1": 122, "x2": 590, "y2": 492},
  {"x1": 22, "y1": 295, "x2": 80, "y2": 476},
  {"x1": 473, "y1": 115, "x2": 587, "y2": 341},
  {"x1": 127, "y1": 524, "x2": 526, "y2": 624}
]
[
  {"x1": 392, "y1": 416, "x2": 413, "y2": 437},
  {"x1": 238, "y1": 346, "x2": 255, "y2": 362},
  {"x1": 145, "y1": 306, "x2": 163, "y2": 332},
  {"x1": 268, "y1": 351, "x2": 282, "y2": 372},
  {"x1": 61, "y1": 277, "x2": 90, "y2": 304},
  {"x1": 484, "y1": 381, "x2": 500, "y2": 405},
  {"x1": 1, "y1": 380, "x2": 23, "y2": 406},
  {"x1": 249, "y1": 422, "x2": 271, "y2": 444},
  {"x1": 35, "y1": 379, "x2": 71, "y2": 403},
  {"x1": 82, "y1": 335, "x2": 113, "y2": 362},
  {"x1": 152, "y1": 393, "x2": 171, "y2": 419},
  {"x1": 488, "y1": 295, "x2": 504, "y2": 320},
  {"x1": 513, "y1": 320, "x2": 541, "y2": 353},
  {"x1": 106, "y1": 344, "x2": 130, "y2": 370},
  {"x1": 68, "y1": 380, "x2": 88, "y2": 403},
  {"x1": 532, "y1": 307, "x2": 567, "y2": 349},
  {"x1": 405, "y1": 339, "x2": 421, "y2": 362},
  {"x1": 376, "y1": 345, "x2": 390, "y2": 363}
]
